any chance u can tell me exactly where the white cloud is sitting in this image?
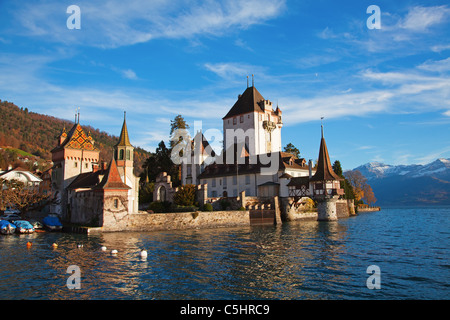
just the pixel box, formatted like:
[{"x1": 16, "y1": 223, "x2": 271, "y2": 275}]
[
  {"x1": 399, "y1": 6, "x2": 450, "y2": 32},
  {"x1": 122, "y1": 69, "x2": 138, "y2": 80},
  {"x1": 10, "y1": 0, "x2": 286, "y2": 48},
  {"x1": 444, "y1": 110, "x2": 450, "y2": 117},
  {"x1": 417, "y1": 58, "x2": 450, "y2": 73}
]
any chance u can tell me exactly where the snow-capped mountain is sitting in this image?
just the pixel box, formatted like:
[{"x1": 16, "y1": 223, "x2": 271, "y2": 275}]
[
  {"x1": 348, "y1": 158, "x2": 450, "y2": 206},
  {"x1": 353, "y1": 158, "x2": 450, "y2": 180}
]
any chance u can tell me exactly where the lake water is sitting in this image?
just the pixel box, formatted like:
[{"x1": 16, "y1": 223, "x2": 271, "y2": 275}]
[{"x1": 0, "y1": 207, "x2": 448, "y2": 300}]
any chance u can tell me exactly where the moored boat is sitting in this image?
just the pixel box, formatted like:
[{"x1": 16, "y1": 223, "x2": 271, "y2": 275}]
[
  {"x1": 0, "y1": 220, "x2": 16, "y2": 235},
  {"x1": 12, "y1": 220, "x2": 35, "y2": 234},
  {"x1": 42, "y1": 215, "x2": 63, "y2": 231}
]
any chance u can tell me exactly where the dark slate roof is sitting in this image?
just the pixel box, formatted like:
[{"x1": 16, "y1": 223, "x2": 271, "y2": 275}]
[
  {"x1": 223, "y1": 86, "x2": 266, "y2": 119},
  {"x1": 287, "y1": 176, "x2": 310, "y2": 187},
  {"x1": 67, "y1": 170, "x2": 106, "y2": 190},
  {"x1": 310, "y1": 132, "x2": 343, "y2": 182},
  {"x1": 197, "y1": 150, "x2": 309, "y2": 179}
]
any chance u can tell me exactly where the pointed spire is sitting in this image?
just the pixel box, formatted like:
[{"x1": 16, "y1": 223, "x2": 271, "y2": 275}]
[
  {"x1": 310, "y1": 123, "x2": 342, "y2": 182},
  {"x1": 115, "y1": 111, "x2": 132, "y2": 147}
]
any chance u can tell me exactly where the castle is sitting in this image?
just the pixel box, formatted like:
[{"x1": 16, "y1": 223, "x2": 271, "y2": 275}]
[
  {"x1": 50, "y1": 112, "x2": 140, "y2": 226},
  {"x1": 178, "y1": 82, "x2": 348, "y2": 220}
]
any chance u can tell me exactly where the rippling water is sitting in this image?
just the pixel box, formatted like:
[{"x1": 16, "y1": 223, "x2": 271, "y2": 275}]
[{"x1": 0, "y1": 207, "x2": 448, "y2": 300}]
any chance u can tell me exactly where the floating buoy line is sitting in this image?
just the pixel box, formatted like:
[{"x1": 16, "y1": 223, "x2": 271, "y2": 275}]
[{"x1": 25, "y1": 241, "x2": 147, "y2": 260}]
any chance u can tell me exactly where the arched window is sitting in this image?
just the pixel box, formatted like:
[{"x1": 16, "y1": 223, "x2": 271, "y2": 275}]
[
  {"x1": 126, "y1": 150, "x2": 130, "y2": 160},
  {"x1": 119, "y1": 149, "x2": 124, "y2": 160}
]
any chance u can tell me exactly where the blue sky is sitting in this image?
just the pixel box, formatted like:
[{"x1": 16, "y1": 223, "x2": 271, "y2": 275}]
[{"x1": 0, "y1": 0, "x2": 449, "y2": 170}]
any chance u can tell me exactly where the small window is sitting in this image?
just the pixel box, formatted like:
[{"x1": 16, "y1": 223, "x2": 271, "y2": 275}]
[
  {"x1": 85, "y1": 163, "x2": 88, "y2": 169},
  {"x1": 119, "y1": 149, "x2": 124, "y2": 160},
  {"x1": 240, "y1": 115, "x2": 244, "y2": 123},
  {"x1": 126, "y1": 150, "x2": 130, "y2": 160},
  {"x1": 233, "y1": 117, "x2": 237, "y2": 125},
  {"x1": 114, "y1": 199, "x2": 118, "y2": 208},
  {"x1": 74, "y1": 162, "x2": 78, "y2": 168}
]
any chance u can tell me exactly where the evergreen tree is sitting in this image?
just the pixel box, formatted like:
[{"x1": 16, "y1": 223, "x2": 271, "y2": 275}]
[
  {"x1": 333, "y1": 160, "x2": 355, "y2": 200},
  {"x1": 284, "y1": 143, "x2": 300, "y2": 158}
]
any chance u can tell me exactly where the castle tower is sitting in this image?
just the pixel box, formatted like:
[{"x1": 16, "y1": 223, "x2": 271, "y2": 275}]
[
  {"x1": 222, "y1": 79, "x2": 283, "y2": 159},
  {"x1": 310, "y1": 125, "x2": 344, "y2": 221},
  {"x1": 51, "y1": 119, "x2": 100, "y2": 219},
  {"x1": 114, "y1": 112, "x2": 140, "y2": 213}
]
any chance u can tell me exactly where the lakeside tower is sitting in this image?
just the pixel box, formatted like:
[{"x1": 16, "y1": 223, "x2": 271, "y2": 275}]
[{"x1": 309, "y1": 125, "x2": 344, "y2": 221}]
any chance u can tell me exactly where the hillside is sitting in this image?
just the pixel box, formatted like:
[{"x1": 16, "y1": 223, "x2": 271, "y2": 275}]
[
  {"x1": 0, "y1": 99, "x2": 151, "y2": 175},
  {"x1": 351, "y1": 159, "x2": 450, "y2": 206}
]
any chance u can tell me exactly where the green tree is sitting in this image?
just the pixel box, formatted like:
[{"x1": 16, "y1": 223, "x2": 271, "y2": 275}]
[
  {"x1": 333, "y1": 160, "x2": 355, "y2": 200},
  {"x1": 170, "y1": 115, "x2": 190, "y2": 148},
  {"x1": 284, "y1": 143, "x2": 300, "y2": 158},
  {"x1": 173, "y1": 184, "x2": 196, "y2": 207}
]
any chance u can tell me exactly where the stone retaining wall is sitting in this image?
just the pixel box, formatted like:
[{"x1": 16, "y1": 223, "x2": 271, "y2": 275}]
[{"x1": 90, "y1": 210, "x2": 251, "y2": 233}]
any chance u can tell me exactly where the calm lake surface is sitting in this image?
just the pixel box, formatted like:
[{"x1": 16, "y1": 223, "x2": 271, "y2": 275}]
[{"x1": 0, "y1": 207, "x2": 448, "y2": 300}]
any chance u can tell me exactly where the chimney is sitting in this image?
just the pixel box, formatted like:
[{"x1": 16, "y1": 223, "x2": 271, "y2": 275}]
[{"x1": 308, "y1": 159, "x2": 312, "y2": 179}]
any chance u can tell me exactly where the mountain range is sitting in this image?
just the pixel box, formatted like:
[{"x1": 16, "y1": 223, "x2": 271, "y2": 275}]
[{"x1": 350, "y1": 158, "x2": 450, "y2": 206}]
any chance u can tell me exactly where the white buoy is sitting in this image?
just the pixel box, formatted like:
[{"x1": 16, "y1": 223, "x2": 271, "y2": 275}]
[
  {"x1": 110, "y1": 249, "x2": 118, "y2": 255},
  {"x1": 140, "y1": 250, "x2": 148, "y2": 258},
  {"x1": 101, "y1": 246, "x2": 107, "y2": 251}
]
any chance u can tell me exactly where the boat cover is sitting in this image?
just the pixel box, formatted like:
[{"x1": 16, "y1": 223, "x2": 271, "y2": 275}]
[
  {"x1": 12, "y1": 220, "x2": 35, "y2": 230},
  {"x1": 0, "y1": 220, "x2": 16, "y2": 229},
  {"x1": 43, "y1": 216, "x2": 63, "y2": 227}
]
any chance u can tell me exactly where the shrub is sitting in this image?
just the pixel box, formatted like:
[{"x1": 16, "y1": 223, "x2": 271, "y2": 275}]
[
  {"x1": 202, "y1": 203, "x2": 213, "y2": 211},
  {"x1": 238, "y1": 207, "x2": 246, "y2": 211},
  {"x1": 148, "y1": 201, "x2": 172, "y2": 213},
  {"x1": 174, "y1": 184, "x2": 196, "y2": 207},
  {"x1": 219, "y1": 199, "x2": 231, "y2": 210}
]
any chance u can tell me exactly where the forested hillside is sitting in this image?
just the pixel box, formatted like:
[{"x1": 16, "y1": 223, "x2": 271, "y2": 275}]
[{"x1": 0, "y1": 100, "x2": 150, "y2": 175}]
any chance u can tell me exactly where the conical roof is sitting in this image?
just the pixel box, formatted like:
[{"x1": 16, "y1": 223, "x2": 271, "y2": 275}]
[
  {"x1": 115, "y1": 112, "x2": 132, "y2": 147},
  {"x1": 310, "y1": 127, "x2": 343, "y2": 182}
]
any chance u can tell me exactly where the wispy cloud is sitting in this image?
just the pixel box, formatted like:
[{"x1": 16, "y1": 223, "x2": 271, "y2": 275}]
[
  {"x1": 398, "y1": 5, "x2": 450, "y2": 32},
  {"x1": 8, "y1": 0, "x2": 286, "y2": 48}
]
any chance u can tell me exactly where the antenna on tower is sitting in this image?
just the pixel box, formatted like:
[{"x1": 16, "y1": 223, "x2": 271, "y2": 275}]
[{"x1": 77, "y1": 107, "x2": 80, "y2": 124}]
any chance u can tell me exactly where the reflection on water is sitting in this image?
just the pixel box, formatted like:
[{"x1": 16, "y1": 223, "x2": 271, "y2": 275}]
[{"x1": 0, "y1": 207, "x2": 449, "y2": 300}]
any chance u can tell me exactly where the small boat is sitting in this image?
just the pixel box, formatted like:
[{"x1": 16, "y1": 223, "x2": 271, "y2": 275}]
[
  {"x1": 42, "y1": 215, "x2": 63, "y2": 231},
  {"x1": 28, "y1": 219, "x2": 44, "y2": 230},
  {"x1": 0, "y1": 220, "x2": 16, "y2": 235},
  {"x1": 12, "y1": 220, "x2": 35, "y2": 234}
]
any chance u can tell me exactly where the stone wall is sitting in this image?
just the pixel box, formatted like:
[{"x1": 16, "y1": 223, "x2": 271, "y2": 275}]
[{"x1": 92, "y1": 210, "x2": 251, "y2": 232}]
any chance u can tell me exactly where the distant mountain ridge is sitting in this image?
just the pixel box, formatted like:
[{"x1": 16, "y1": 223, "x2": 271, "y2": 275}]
[{"x1": 350, "y1": 158, "x2": 450, "y2": 206}]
